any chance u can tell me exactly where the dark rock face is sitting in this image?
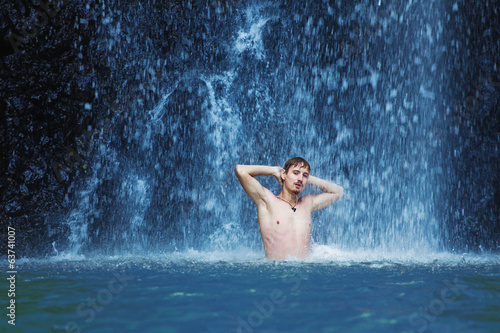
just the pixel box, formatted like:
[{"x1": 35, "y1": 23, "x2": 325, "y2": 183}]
[{"x1": 1, "y1": 1, "x2": 98, "y2": 257}]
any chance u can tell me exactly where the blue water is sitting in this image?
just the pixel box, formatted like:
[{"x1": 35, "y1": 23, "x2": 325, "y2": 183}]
[{"x1": 6, "y1": 250, "x2": 500, "y2": 333}]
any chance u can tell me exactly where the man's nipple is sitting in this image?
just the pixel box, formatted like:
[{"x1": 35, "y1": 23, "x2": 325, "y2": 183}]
[{"x1": 277, "y1": 220, "x2": 280, "y2": 224}]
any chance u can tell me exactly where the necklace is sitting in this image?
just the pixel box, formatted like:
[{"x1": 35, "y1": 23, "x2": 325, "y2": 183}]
[{"x1": 276, "y1": 195, "x2": 297, "y2": 212}]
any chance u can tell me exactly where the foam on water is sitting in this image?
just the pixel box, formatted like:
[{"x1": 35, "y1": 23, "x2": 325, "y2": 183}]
[{"x1": 22, "y1": 246, "x2": 499, "y2": 270}]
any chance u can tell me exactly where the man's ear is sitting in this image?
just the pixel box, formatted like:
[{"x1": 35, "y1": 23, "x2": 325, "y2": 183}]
[{"x1": 280, "y1": 168, "x2": 286, "y2": 184}]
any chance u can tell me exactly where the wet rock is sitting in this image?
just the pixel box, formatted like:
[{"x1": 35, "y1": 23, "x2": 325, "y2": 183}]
[{"x1": 0, "y1": 1, "x2": 97, "y2": 257}]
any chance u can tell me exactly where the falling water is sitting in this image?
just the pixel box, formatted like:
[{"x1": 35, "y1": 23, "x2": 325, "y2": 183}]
[{"x1": 60, "y1": 0, "x2": 465, "y2": 258}]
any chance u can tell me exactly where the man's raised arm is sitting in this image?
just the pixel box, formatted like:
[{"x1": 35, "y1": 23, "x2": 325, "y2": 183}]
[
  {"x1": 234, "y1": 165, "x2": 281, "y2": 205},
  {"x1": 307, "y1": 175, "x2": 344, "y2": 211}
]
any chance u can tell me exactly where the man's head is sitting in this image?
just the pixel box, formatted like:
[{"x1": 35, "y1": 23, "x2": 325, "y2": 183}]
[{"x1": 280, "y1": 157, "x2": 310, "y2": 194}]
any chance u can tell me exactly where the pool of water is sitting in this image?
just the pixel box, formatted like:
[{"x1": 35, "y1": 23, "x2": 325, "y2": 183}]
[{"x1": 6, "y1": 248, "x2": 500, "y2": 333}]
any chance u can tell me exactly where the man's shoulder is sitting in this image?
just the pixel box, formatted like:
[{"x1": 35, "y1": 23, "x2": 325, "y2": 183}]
[
  {"x1": 262, "y1": 186, "x2": 274, "y2": 194},
  {"x1": 298, "y1": 194, "x2": 315, "y2": 209}
]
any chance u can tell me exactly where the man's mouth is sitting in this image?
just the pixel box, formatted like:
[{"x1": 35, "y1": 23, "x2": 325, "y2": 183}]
[{"x1": 294, "y1": 182, "x2": 302, "y2": 188}]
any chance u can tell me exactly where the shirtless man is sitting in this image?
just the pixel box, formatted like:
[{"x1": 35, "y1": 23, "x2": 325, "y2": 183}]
[{"x1": 234, "y1": 157, "x2": 343, "y2": 260}]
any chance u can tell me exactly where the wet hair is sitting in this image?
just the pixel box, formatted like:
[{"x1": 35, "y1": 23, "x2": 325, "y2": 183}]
[{"x1": 280, "y1": 157, "x2": 311, "y2": 184}]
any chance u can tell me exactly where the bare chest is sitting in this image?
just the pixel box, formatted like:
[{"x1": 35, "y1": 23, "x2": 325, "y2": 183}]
[{"x1": 259, "y1": 198, "x2": 311, "y2": 234}]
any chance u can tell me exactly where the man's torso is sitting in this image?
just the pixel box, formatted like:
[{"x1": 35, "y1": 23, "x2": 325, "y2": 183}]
[{"x1": 257, "y1": 188, "x2": 312, "y2": 260}]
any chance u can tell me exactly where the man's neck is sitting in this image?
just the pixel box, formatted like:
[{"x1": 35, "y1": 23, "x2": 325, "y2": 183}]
[{"x1": 278, "y1": 189, "x2": 299, "y2": 204}]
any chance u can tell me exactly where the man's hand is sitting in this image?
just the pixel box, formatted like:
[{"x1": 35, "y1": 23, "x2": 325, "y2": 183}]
[{"x1": 273, "y1": 166, "x2": 282, "y2": 185}]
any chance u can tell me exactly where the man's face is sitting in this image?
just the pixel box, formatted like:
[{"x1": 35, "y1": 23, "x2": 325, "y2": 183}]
[{"x1": 282, "y1": 163, "x2": 309, "y2": 194}]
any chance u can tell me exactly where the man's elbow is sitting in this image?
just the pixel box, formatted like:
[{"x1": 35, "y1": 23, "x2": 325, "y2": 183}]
[{"x1": 234, "y1": 164, "x2": 244, "y2": 177}]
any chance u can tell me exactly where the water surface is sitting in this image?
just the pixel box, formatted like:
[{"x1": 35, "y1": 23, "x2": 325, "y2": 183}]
[{"x1": 9, "y1": 249, "x2": 500, "y2": 333}]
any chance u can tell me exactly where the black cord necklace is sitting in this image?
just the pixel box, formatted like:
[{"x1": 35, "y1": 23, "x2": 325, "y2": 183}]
[{"x1": 276, "y1": 196, "x2": 297, "y2": 212}]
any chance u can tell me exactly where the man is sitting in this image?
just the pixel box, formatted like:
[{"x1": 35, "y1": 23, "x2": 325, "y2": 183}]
[{"x1": 234, "y1": 157, "x2": 343, "y2": 260}]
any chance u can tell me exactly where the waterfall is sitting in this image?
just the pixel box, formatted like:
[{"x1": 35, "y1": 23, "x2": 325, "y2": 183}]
[{"x1": 60, "y1": 0, "x2": 456, "y2": 257}]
